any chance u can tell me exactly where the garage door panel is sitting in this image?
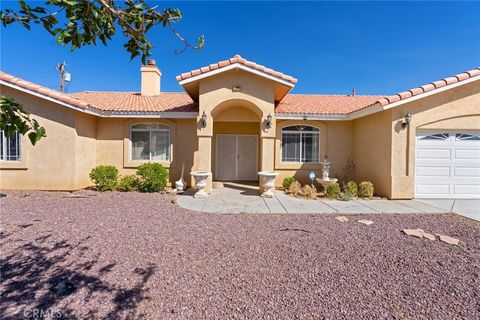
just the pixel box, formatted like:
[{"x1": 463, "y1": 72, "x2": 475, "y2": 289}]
[
  {"x1": 416, "y1": 148, "x2": 451, "y2": 159},
  {"x1": 416, "y1": 166, "x2": 450, "y2": 177},
  {"x1": 454, "y1": 149, "x2": 480, "y2": 160},
  {"x1": 454, "y1": 184, "x2": 480, "y2": 195},
  {"x1": 416, "y1": 184, "x2": 450, "y2": 196},
  {"x1": 416, "y1": 131, "x2": 480, "y2": 199},
  {"x1": 454, "y1": 167, "x2": 480, "y2": 177}
]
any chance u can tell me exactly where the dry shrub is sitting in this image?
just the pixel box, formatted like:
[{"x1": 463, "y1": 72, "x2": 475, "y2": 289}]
[
  {"x1": 301, "y1": 184, "x2": 317, "y2": 200},
  {"x1": 288, "y1": 181, "x2": 301, "y2": 195}
]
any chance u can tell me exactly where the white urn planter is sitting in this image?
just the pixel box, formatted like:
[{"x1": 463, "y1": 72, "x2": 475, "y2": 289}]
[
  {"x1": 190, "y1": 171, "x2": 211, "y2": 198},
  {"x1": 258, "y1": 171, "x2": 279, "y2": 198}
]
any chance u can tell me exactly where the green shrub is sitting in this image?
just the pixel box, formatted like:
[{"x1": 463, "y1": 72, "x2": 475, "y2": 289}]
[
  {"x1": 136, "y1": 163, "x2": 168, "y2": 192},
  {"x1": 345, "y1": 181, "x2": 358, "y2": 198},
  {"x1": 89, "y1": 165, "x2": 119, "y2": 191},
  {"x1": 301, "y1": 184, "x2": 317, "y2": 199},
  {"x1": 117, "y1": 175, "x2": 139, "y2": 192},
  {"x1": 326, "y1": 183, "x2": 341, "y2": 199},
  {"x1": 288, "y1": 181, "x2": 301, "y2": 195},
  {"x1": 358, "y1": 181, "x2": 374, "y2": 198},
  {"x1": 339, "y1": 192, "x2": 352, "y2": 201},
  {"x1": 283, "y1": 177, "x2": 297, "y2": 190}
]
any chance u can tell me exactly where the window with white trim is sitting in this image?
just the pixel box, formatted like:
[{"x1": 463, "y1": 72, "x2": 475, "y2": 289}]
[
  {"x1": 456, "y1": 133, "x2": 480, "y2": 141},
  {"x1": 418, "y1": 133, "x2": 449, "y2": 140},
  {"x1": 281, "y1": 125, "x2": 319, "y2": 163},
  {"x1": 131, "y1": 123, "x2": 170, "y2": 161},
  {"x1": 0, "y1": 129, "x2": 21, "y2": 161}
]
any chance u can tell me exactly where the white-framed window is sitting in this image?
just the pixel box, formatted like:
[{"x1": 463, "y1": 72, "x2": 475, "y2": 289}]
[
  {"x1": 0, "y1": 129, "x2": 21, "y2": 161},
  {"x1": 456, "y1": 133, "x2": 480, "y2": 141},
  {"x1": 131, "y1": 123, "x2": 170, "y2": 161},
  {"x1": 281, "y1": 125, "x2": 320, "y2": 163},
  {"x1": 418, "y1": 133, "x2": 449, "y2": 141}
]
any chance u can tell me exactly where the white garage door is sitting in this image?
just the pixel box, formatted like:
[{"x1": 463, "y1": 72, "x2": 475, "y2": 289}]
[{"x1": 415, "y1": 131, "x2": 480, "y2": 198}]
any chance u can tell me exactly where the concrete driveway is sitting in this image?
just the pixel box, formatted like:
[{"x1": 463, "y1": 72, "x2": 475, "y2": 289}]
[
  {"x1": 177, "y1": 183, "x2": 480, "y2": 221},
  {"x1": 415, "y1": 199, "x2": 480, "y2": 221}
]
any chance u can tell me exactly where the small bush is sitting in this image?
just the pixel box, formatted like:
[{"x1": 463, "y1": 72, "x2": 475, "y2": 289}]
[
  {"x1": 358, "y1": 181, "x2": 374, "y2": 198},
  {"x1": 301, "y1": 184, "x2": 317, "y2": 200},
  {"x1": 136, "y1": 163, "x2": 168, "y2": 192},
  {"x1": 326, "y1": 183, "x2": 341, "y2": 199},
  {"x1": 345, "y1": 181, "x2": 358, "y2": 198},
  {"x1": 117, "y1": 175, "x2": 139, "y2": 192},
  {"x1": 288, "y1": 181, "x2": 301, "y2": 195},
  {"x1": 283, "y1": 177, "x2": 297, "y2": 190},
  {"x1": 89, "y1": 165, "x2": 118, "y2": 191},
  {"x1": 339, "y1": 192, "x2": 352, "y2": 201}
]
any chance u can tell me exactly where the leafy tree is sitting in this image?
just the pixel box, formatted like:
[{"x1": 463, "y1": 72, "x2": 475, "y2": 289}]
[
  {"x1": 0, "y1": 96, "x2": 46, "y2": 145},
  {"x1": 0, "y1": 0, "x2": 204, "y2": 144}
]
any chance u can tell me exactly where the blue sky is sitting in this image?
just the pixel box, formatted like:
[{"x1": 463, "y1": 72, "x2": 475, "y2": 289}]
[{"x1": 1, "y1": 1, "x2": 479, "y2": 95}]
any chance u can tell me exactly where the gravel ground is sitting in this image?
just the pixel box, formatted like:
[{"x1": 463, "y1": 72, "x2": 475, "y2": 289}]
[{"x1": 1, "y1": 190, "x2": 479, "y2": 320}]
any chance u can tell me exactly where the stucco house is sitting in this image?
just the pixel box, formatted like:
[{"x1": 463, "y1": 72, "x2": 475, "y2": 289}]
[{"x1": 1, "y1": 55, "x2": 479, "y2": 199}]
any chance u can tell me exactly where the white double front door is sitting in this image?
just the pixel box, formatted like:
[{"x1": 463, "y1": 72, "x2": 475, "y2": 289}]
[{"x1": 215, "y1": 134, "x2": 258, "y2": 181}]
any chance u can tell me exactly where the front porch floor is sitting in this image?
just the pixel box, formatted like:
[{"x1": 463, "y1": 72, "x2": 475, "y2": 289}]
[{"x1": 177, "y1": 183, "x2": 480, "y2": 221}]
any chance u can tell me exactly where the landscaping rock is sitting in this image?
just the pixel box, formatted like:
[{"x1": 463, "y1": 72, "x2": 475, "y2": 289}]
[
  {"x1": 423, "y1": 233, "x2": 436, "y2": 241},
  {"x1": 335, "y1": 216, "x2": 349, "y2": 222},
  {"x1": 358, "y1": 219, "x2": 373, "y2": 225},
  {"x1": 403, "y1": 229, "x2": 425, "y2": 238},
  {"x1": 437, "y1": 234, "x2": 460, "y2": 245}
]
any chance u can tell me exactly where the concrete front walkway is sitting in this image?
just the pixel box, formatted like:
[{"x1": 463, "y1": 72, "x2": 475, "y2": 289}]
[{"x1": 176, "y1": 183, "x2": 480, "y2": 221}]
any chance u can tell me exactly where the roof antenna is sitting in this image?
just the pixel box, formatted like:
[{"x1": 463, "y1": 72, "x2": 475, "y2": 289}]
[
  {"x1": 352, "y1": 88, "x2": 356, "y2": 97},
  {"x1": 56, "y1": 62, "x2": 72, "y2": 93}
]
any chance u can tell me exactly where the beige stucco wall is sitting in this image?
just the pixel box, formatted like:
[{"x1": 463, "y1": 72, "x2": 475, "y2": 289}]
[
  {"x1": 0, "y1": 86, "x2": 97, "y2": 190},
  {"x1": 95, "y1": 118, "x2": 197, "y2": 187},
  {"x1": 390, "y1": 80, "x2": 480, "y2": 199},
  {"x1": 353, "y1": 110, "x2": 392, "y2": 198},
  {"x1": 274, "y1": 120, "x2": 354, "y2": 187}
]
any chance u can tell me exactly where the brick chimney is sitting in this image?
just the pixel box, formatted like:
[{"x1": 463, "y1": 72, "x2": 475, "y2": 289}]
[{"x1": 141, "y1": 59, "x2": 161, "y2": 96}]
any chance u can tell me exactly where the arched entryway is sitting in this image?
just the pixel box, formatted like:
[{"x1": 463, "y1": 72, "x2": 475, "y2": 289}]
[{"x1": 211, "y1": 99, "x2": 262, "y2": 182}]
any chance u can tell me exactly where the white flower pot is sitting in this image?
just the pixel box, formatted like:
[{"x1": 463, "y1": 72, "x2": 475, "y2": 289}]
[
  {"x1": 190, "y1": 171, "x2": 211, "y2": 198},
  {"x1": 258, "y1": 171, "x2": 279, "y2": 198}
]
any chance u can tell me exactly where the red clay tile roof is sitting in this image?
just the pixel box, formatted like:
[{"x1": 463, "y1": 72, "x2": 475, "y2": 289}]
[
  {"x1": 0, "y1": 71, "x2": 90, "y2": 109},
  {"x1": 2, "y1": 66, "x2": 478, "y2": 116},
  {"x1": 68, "y1": 91, "x2": 197, "y2": 113},
  {"x1": 363, "y1": 67, "x2": 480, "y2": 111},
  {"x1": 176, "y1": 54, "x2": 298, "y2": 84},
  {"x1": 276, "y1": 94, "x2": 384, "y2": 115}
]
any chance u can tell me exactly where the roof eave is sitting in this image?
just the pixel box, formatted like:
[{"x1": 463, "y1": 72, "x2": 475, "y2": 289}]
[{"x1": 348, "y1": 75, "x2": 480, "y2": 120}]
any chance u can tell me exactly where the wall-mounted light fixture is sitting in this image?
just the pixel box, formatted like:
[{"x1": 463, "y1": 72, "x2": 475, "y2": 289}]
[
  {"x1": 303, "y1": 114, "x2": 308, "y2": 121},
  {"x1": 200, "y1": 111, "x2": 208, "y2": 128},
  {"x1": 232, "y1": 85, "x2": 241, "y2": 92},
  {"x1": 402, "y1": 112, "x2": 412, "y2": 129},
  {"x1": 265, "y1": 113, "x2": 273, "y2": 129}
]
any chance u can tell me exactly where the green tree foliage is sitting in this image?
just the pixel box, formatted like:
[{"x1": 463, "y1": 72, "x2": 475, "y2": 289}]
[
  {"x1": 1, "y1": 0, "x2": 204, "y2": 62},
  {"x1": 0, "y1": 95, "x2": 46, "y2": 145},
  {"x1": 1, "y1": 0, "x2": 204, "y2": 144}
]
